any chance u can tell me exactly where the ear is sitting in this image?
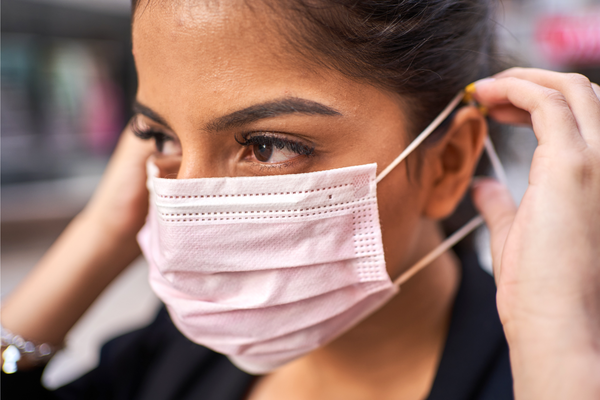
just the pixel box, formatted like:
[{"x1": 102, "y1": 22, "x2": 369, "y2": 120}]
[{"x1": 422, "y1": 106, "x2": 487, "y2": 219}]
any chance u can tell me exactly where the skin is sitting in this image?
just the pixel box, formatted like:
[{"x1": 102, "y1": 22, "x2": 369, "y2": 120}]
[
  {"x1": 2, "y1": 1, "x2": 599, "y2": 399},
  {"x1": 130, "y1": 3, "x2": 486, "y2": 398},
  {"x1": 473, "y1": 71, "x2": 600, "y2": 399}
]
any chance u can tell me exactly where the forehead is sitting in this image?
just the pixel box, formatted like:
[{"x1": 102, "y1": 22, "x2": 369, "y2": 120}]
[
  {"x1": 134, "y1": 3, "x2": 320, "y2": 108},
  {"x1": 131, "y1": 0, "x2": 402, "y2": 136},
  {"x1": 133, "y1": 1, "x2": 286, "y2": 69}
]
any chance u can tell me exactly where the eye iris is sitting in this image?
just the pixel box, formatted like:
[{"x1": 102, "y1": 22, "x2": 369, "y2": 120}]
[{"x1": 254, "y1": 143, "x2": 273, "y2": 162}]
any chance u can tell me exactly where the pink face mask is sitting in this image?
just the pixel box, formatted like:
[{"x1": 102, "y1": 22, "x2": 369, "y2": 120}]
[{"x1": 137, "y1": 91, "x2": 505, "y2": 374}]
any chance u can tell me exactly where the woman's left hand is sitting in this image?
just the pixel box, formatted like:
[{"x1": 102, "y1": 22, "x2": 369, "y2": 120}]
[{"x1": 470, "y1": 68, "x2": 600, "y2": 399}]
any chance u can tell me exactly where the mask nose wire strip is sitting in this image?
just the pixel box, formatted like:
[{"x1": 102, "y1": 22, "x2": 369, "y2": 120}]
[
  {"x1": 393, "y1": 215, "x2": 485, "y2": 287},
  {"x1": 375, "y1": 91, "x2": 466, "y2": 184}
]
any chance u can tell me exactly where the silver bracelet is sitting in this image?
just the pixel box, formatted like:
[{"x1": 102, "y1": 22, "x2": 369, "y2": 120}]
[{"x1": 1, "y1": 325, "x2": 58, "y2": 374}]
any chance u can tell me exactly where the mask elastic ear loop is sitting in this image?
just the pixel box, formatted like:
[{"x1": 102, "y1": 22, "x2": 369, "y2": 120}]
[
  {"x1": 484, "y1": 136, "x2": 508, "y2": 186},
  {"x1": 376, "y1": 90, "x2": 466, "y2": 184},
  {"x1": 392, "y1": 96, "x2": 508, "y2": 288},
  {"x1": 394, "y1": 215, "x2": 485, "y2": 287}
]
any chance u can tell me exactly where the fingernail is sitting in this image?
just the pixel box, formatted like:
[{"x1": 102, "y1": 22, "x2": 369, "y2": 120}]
[
  {"x1": 474, "y1": 77, "x2": 496, "y2": 89},
  {"x1": 465, "y1": 79, "x2": 496, "y2": 104}
]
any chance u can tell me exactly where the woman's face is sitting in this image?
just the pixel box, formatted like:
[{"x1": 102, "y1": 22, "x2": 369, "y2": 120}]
[{"x1": 131, "y1": 1, "x2": 476, "y2": 278}]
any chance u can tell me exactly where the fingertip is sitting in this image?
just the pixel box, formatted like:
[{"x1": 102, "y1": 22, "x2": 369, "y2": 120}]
[
  {"x1": 466, "y1": 78, "x2": 497, "y2": 104},
  {"x1": 471, "y1": 176, "x2": 499, "y2": 192},
  {"x1": 474, "y1": 77, "x2": 496, "y2": 91},
  {"x1": 471, "y1": 178, "x2": 511, "y2": 210}
]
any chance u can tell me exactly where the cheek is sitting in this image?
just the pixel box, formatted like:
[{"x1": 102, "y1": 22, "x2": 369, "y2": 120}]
[{"x1": 376, "y1": 169, "x2": 424, "y2": 279}]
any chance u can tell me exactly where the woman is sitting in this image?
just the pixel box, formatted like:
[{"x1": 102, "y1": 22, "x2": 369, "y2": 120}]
[{"x1": 2, "y1": 0, "x2": 600, "y2": 399}]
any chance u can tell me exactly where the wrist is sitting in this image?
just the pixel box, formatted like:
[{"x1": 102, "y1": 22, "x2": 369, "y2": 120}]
[
  {"x1": 509, "y1": 343, "x2": 600, "y2": 399},
  {"x1": 1, "y1": 208, "x2": 143, "y2": 347},
  {"x1": 504, "y1": 316, "x2": 600, "y2": 359},
  {"x1": 1, "y1": 325, "x2": 60, "y2": 373},
  {"x1": 505, "y1": 318, "x2": 600, "y2": 399}
]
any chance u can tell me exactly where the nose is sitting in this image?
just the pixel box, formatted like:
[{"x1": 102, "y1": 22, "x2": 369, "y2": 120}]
[
  {"x1": 177, "y1": 155, "x2": 220, "y2": 179},
  {"x1": 175, "y1": 140, "x2": 229, "y2": 179},
  {"x1": 153, "y1": 133, "x2": 232, "y2": 180}
]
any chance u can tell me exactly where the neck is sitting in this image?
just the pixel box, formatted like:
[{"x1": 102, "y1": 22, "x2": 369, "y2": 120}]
[{"x1": 250, "y1": 220, "x2": 461, "y2": 400}]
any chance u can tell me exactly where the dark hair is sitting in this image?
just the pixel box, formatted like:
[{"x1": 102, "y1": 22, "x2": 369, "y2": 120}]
[
  {"x1": 272, "y1": 0, "x2": 500, "y2": 137},
  {"x1": 133, "y1": 0, "x2": 500, "y2": 137}
]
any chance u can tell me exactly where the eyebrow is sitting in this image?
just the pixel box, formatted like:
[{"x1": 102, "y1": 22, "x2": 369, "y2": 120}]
[
  {"x1": 206, "y1": 98, "x2": 342, "y2": 131},
  {"x1": 132, "y1": 97, "x2": 342, "y2": 132}
]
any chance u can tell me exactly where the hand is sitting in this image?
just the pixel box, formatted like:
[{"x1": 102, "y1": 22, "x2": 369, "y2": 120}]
[
  {"x1": 471, "y1": 68, "x2": 600, "y2": 398},
  {"x1": 1, "y1": 124, "x2": 156, "y2": 350},
  {"x1": 83, "y1": 123, "x2": 156, "y2": 241}
]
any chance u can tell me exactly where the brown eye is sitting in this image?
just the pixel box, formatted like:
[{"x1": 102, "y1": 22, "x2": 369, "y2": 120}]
[
  {"x1": 238, "y1": 133, "x2": 314, "y2": 164},
  {"x1": 253, "y1": 143, "x2": 273, "y2": 162}
]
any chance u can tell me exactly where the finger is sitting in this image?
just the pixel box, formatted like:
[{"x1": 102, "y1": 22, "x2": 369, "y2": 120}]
[
  {"x1": 474, "y1": 77, "x2": 584, "y2": 149},
  {"x1": 487, "y1": 104, "x2": 532, "y2": 126},
  {"x1": 471, "y1": 178, "x2": 517, "y2": 283},
  {"x1": 100, "y1": 125, "x2": 156, "y2": 192},
  {"x1": 114, "y1": 124, "x2": 156, "y2": 164},
  {"x1": 493, "y1": 68, "x2": 600, "y2": 144}
]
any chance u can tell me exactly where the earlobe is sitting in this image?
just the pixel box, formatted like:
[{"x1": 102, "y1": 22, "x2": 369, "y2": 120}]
[{"x1": 423, "y1": 106, "x2": 487, "y2": 220}]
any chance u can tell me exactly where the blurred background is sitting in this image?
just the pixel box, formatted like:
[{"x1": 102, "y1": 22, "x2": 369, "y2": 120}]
[
  {"x1": 1, "y1": 0, "x2": 159, "y2": 389},
  {"x1": 2, "y1": 0, "x2": 600, "y2": 390}
]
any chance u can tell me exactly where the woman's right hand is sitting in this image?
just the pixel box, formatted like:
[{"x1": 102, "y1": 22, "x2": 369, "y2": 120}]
[
  {"x1": 83, "y1": 123, "x2": 157, "y2": 242},
  {"x1": 1, "y1": 124, "x2": 156, "y2": 355}
]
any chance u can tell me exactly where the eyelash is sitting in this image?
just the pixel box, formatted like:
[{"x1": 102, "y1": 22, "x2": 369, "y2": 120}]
[
  {"x1": 236, "y1": 133, "x2": 315, "y2": 157},
  {"x1": 131, "y1": 117, "x2": 315, "y2": 161},
  {"x1": 130, "y1": 119, "x2": 174, "y2": 153}
]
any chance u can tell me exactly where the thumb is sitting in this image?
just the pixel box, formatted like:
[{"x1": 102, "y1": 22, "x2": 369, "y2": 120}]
[{"x1": 471, "y1": 178, "x2": 517, "y2": 282}]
